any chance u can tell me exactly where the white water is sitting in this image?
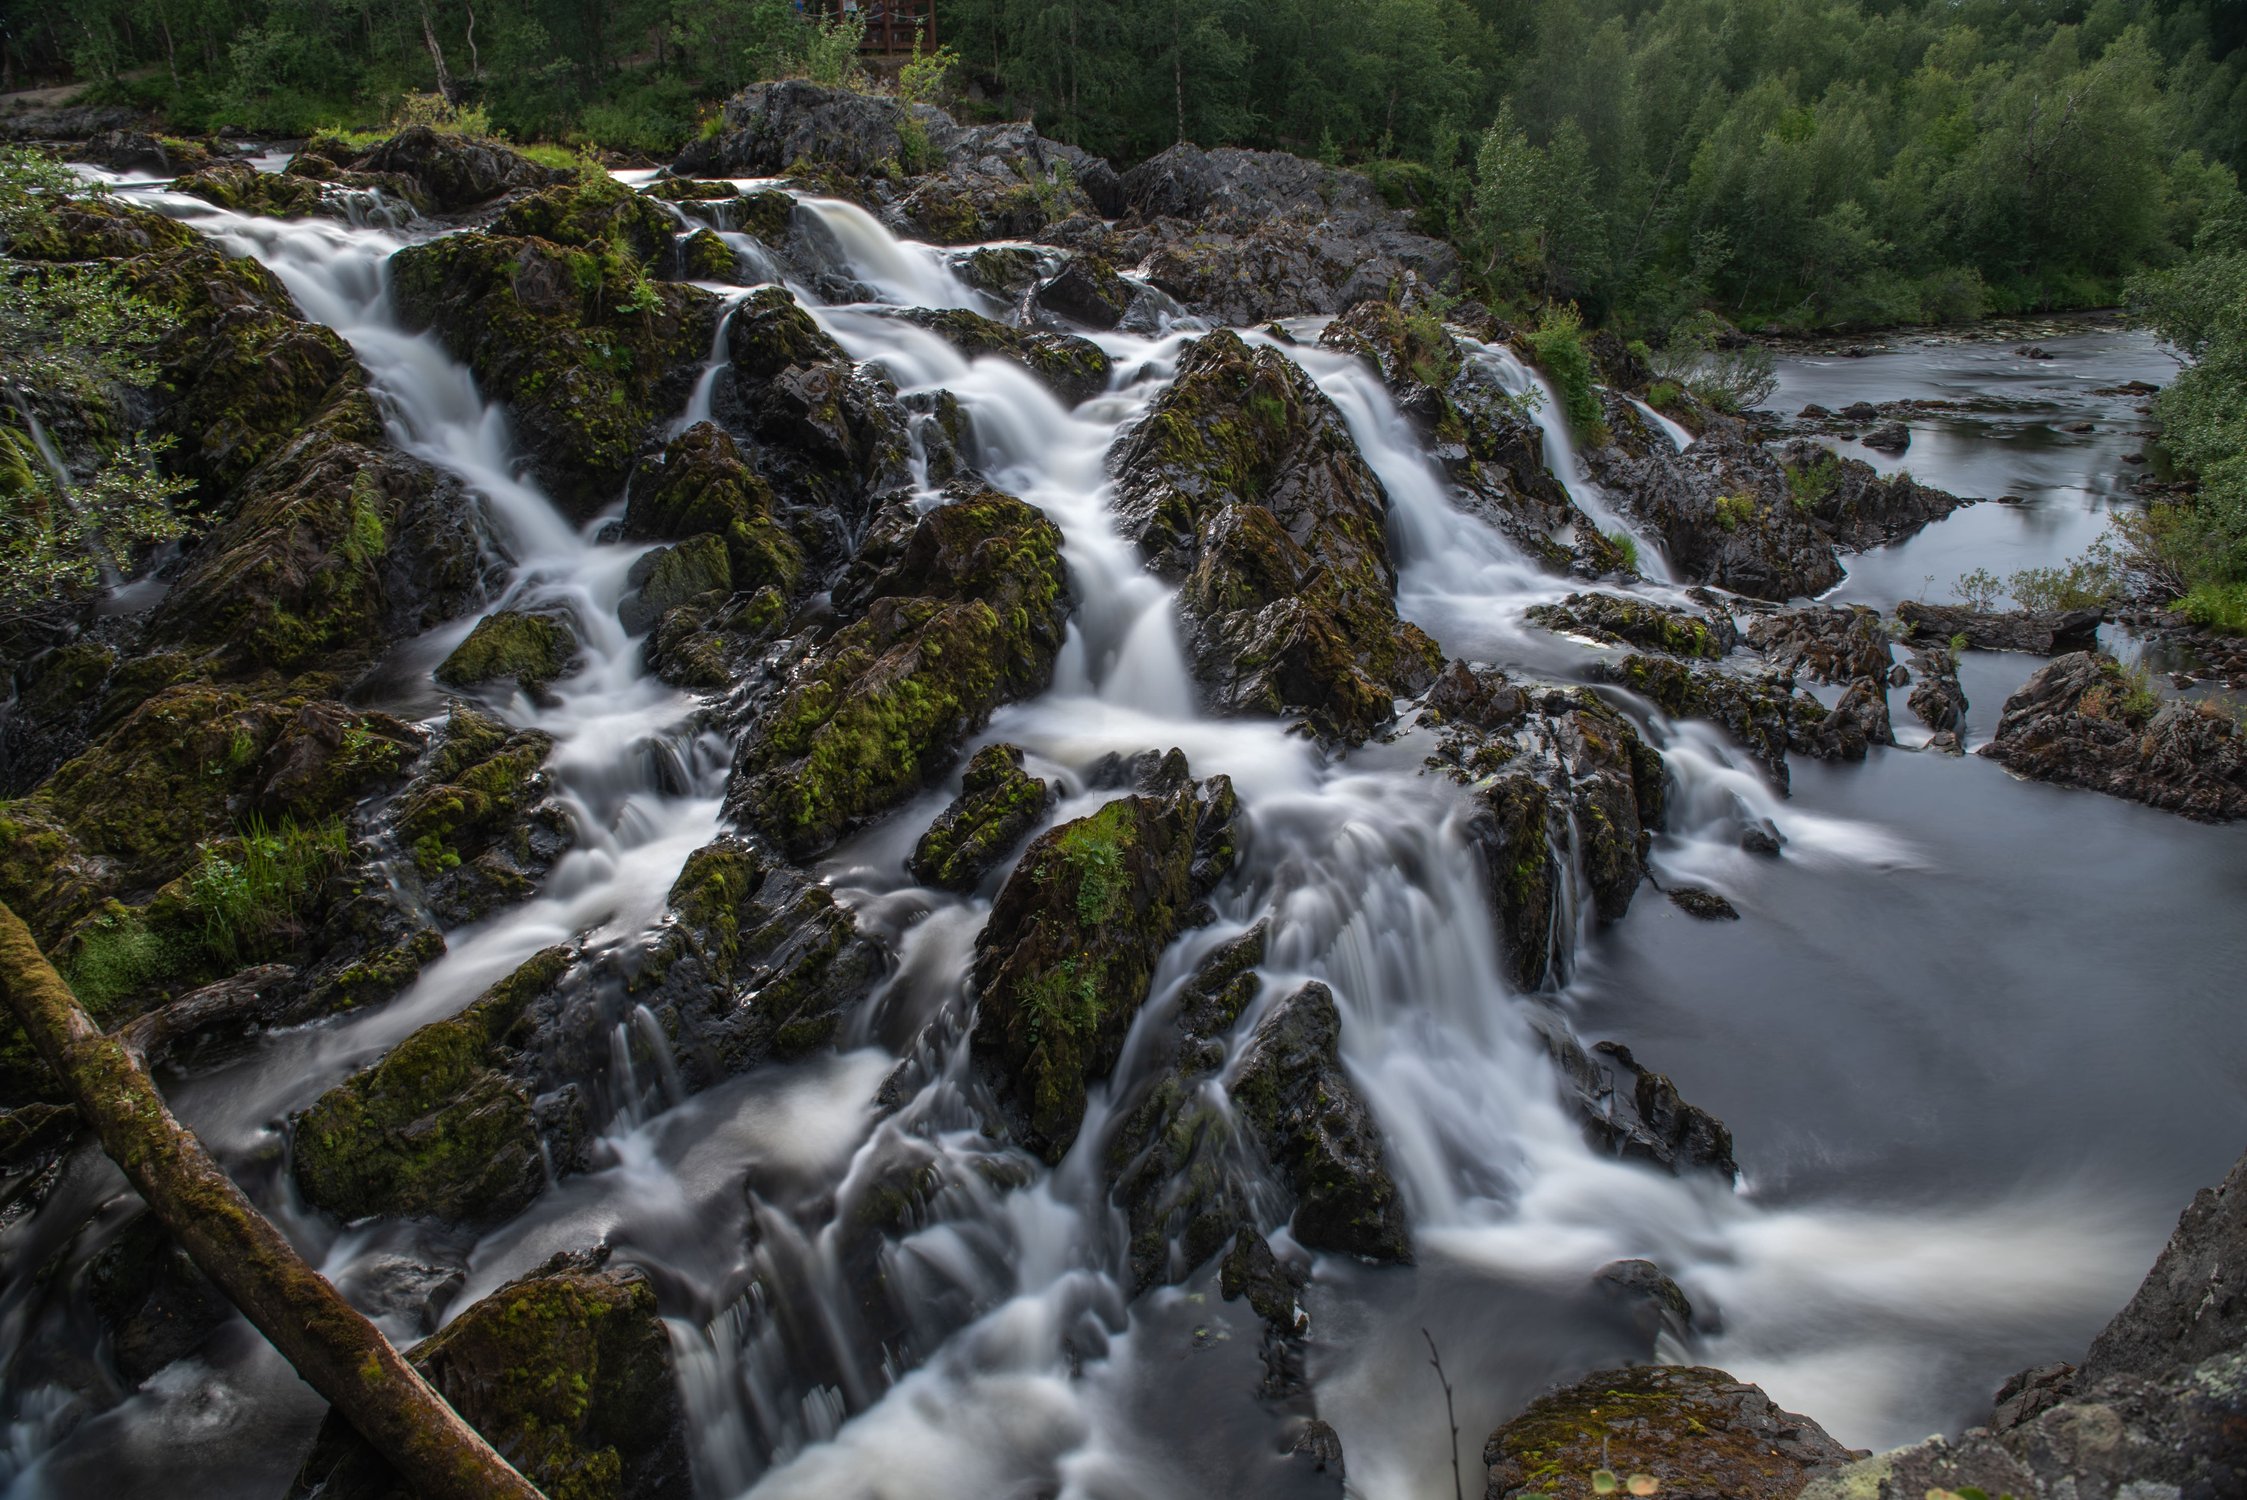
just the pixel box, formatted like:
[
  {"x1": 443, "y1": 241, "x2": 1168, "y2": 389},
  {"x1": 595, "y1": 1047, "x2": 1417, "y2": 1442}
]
[{"x1": 3, "y1": 168, "x2": 2191, "y2": 1500}]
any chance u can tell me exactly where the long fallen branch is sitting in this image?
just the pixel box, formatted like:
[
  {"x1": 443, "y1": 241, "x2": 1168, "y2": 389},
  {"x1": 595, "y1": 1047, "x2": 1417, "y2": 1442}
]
[{"x1": 0, "y1": 900, "x2": 546, "y2": 1500}]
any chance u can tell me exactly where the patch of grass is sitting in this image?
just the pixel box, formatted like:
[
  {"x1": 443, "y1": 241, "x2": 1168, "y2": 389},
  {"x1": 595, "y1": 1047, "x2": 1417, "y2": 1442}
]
[
  {"x1": 185, "y1": 815, "x2": 351, "y2": 970},
  {"x1": 1606, "y1": 529, "x2": 1639, "y2": 572},
  {"x1": 1713, "y1": 493, "x2": 1758, "y2": 531},
  {"x1": 2181, "y1": 580, "x2": 2247, "y2": 636}
]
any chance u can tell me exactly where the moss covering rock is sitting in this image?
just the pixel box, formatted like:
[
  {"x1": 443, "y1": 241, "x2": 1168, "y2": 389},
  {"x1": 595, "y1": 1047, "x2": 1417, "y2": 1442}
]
[
  {"x1": 347, "y1": 125, "x2": 568, "y2": 213},
  {"x1": 971, "y1": 750, "x2": 1237, "y2": 1162},
  {"x1": 436, "y1": 608, "x2": 581, "y2": 692},
  {"x1": 730, "y1": 486, "x2": 1070, "y2": 858},
  {"x1": 288, "y1": 1256, "x2": 688, "y2": 1500},
  {"x1": 489, "y1": 170, "x2": 679, "y2": 265},
  {"x1": 389, "y1": 230, "x2": 718, "y2": 517},
  {"x1": 1527, "y1": 592, "x2": 1739, "y2": 660},
  {"x1": 1981, "y1": 650, "x2": 2247, "y2": 820},
  {"x1": 291, "y1": 946, "x2": 572, "y2": 1225},
  {"x1": 624, "y1": 421, "x2": 805, "y2": 596},
  {"x1": 1034, "y1": 253, "x2": 1132, "y2": 328},
  {"x1": 897, "y1": 306, "x2": 1113, "y2": 406},
  {"x1": 1110, "y1": 329, "x2": 1441, "y2": 742},
  {"x1": 908, "y1": 743, "x2": 1053, "y2": 891},
  {"x1": 394, "y1": 704, "x2": 575, "y2": 926},
  {"x1": 1482, "y1": 1364, "x2": 1859, "y2": 1500},
  {"x1": 172, "y1": 161, "x2": 330, "y2": 218}
]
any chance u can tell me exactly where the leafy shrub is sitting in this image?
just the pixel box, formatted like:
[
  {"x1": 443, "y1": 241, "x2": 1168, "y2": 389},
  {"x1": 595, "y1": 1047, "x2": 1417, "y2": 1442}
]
[
  {"x1": 1527, "y1": 303, "x2": 1604, "y2": 441},
  {"x1": 804, "y1": 11, "x2": 867, "y2": 88},
  {"x1": 899, "y1": 41, "x2": 961, "y2": 106},
  {"x1": 1713, "y1": 493, "x2": 1758, "y2": 530},
  {"x1": 2181, "y1": 581, "x2": 2247, "y2": 635},
  {"x1": 392, "y1": 90, "x2": 496, "y2": 140},
  {"x1": 1952, "y1": 567, "x2": 2004, "y2": 611}
]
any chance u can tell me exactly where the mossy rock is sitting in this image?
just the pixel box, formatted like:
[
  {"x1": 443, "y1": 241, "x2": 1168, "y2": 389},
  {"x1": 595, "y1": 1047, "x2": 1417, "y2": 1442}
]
[
  {"x1": 1482, "y1": 1364, "x2": 1859, "y2": 1500},
  {"x1": 956, "y1": 245, "x2": 1044, "y2": 298},
  {"x1": 1111, "y1": 329, "x2": 1440, "y2": 742},
  {"x1": 970, "y1": 752, "x2": 1237, "y2": 1162},
  {"x1": 491, "y1": 171, "x2": 680, "y2": 267},
  {"x1": 288, "y1": 1258, "x2": 689, "y2": 1500},
  {"x1": 679, "y1": 226, "x2": 740, "y2": 280},
  {"x1": 898, "y1": 307, "x2": 1113, "y2": 406},
  {"x1": 623, "y1": 422, "x2": 804, "y2": 595},
  {"x1": 172, "y1": 161, "x2": 329, "y2": 218},
  {"x1": 436, "y1": 609, "x2": 581, "y2": 691},
  {"x1": 644, "y1": 177, "x2": 739, "y2": 202},
  {"x1": 1318, "y1": 296, "x2": 1462, "y2": 393},
  {"x1": 348, "y1": 125, "x2": 567, "y2": 212},
  {"x1": 908, "y1": 743, "x2": 1052, "y2": 891},
  {"x1": 619, "y1": 534, "x2": 731, "y2": 635},
  {"x1": 393, "y1": 705, "x2": 572, "y2": 924},
  {"x1": 389, "y1": 231, "x2": 719, "y2": 517},
  {"x1": 1034, "y1": 253, "x2": 1131, "y2": 329},
  {"x1": 725, "y1": 285, "x2": 846, "y2": 383},
  {"x1": 291, "y1": 946, "x2": 570, "y2": 1225},
  {"x1": 1591, "y1": 654, "x2": 1837, "y2": 789},
  {"x1": 733, "y1": 487, "x2": 1071, "y2": 859},
  {"x1": 1527, "y1": 592, "x2": 1737, "y2": 660},
  {"x1": 6, "y1": 195, "x2": 197, "y2": 261}
]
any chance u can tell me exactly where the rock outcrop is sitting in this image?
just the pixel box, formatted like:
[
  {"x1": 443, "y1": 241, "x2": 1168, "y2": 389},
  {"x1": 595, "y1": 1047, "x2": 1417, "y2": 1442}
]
[
  {"x1": 1981, "y1": 651, "x2": 2247, "y2": 820},
  {"x1": 1895, "y1": 598, "x2": 2104, "y2": 654},
  {"x1": 1111, "y1": 329, "x2": 1441, "y2": 741}
]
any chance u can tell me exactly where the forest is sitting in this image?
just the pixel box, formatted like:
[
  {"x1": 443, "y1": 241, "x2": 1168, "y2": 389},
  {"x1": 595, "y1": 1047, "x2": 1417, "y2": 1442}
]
[{"x1": 4, "y1": 0, "x2": 2243, "y2": 333}]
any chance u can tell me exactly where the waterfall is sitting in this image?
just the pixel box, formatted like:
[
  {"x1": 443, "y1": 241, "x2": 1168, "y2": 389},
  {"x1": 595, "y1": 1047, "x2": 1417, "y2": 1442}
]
[{"x1": 8, "y1": 161, "x2": 2186, "y2": 1500}]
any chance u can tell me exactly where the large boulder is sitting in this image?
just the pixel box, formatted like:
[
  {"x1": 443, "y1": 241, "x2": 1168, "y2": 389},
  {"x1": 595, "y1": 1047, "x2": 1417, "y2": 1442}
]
[
  {"x1": 1422, "y1": 663, "x2": 1666, "y2": 989},
  {"x1": 895, "y1": 307, "x2": 1112, "y2": 406},
  {"x1": 1981, "y1": 650, "x2": 2247, "y2": 820},
  {"x1": 349, "y1": 125, "x2": 567, "y2": 212},
  {"x1": 971, "y1": 751, "x2": 1236, "y2": 1162},
  {"x1": 389, "y1": 228, "x2": 718, "y2": 517},
  {"x1": 1483, "y1": 1365, "x2": 1860, "y2": 1500},
  {"x1": 1894, "y1": 598, "x2": 2105, "y2": 654},
  {"x1": 393, "y1": 704, "x2": 575, "y2": 926},
  {"x1": 729, "y1": 487, "x2": 1070, "y2": 857},
  {"x1": 1110, "y1": 330, "x2": 1440, "y2": 741},
  {"x1": 290, "y1": 1257, "x2": 688, "y2": 1500}
]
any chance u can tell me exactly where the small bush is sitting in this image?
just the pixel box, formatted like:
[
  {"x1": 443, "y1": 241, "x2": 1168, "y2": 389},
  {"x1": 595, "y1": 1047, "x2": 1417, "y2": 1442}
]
[
  {"x1": 1646, "y1": 379, "x2": 1683, "y2": 412},
  {"x1": 805, "y1": 11, "x2": 868, "y2": 88},
  {"x1": 899, "y1": 40, "x2": 961, "y2": 106},
  {"x1": 2181, "y1": 581, "x2": 2247, "y2": 636},
  {"x1": 1786, "y1": 454, "x2": 1840, "y2": 512},
  {"x1": 1527, "y1": 303, "x2": 1604, "y2": 441},
  {"x1": 2008, "y1": 558, "x2": 2117, "y2": 613},
  {"x1": 1953, "y1": 567, "x2": 2004, "y2": 611},
  {"x1": 1713, "y1": 493, "x2": 1758, "y2": 531},
  {"x1": 392, "y1": 90, "x2": 495, "y2": 141}
]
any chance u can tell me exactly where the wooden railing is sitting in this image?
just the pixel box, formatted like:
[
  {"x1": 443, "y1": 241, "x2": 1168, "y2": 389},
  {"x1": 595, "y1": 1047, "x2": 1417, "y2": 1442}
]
[{"x1": 818, "y1": 0, "x2": 937, "y2": 55}]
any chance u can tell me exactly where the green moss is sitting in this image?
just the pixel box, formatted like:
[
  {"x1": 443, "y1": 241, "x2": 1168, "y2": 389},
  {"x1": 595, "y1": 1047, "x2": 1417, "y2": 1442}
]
[
  {"x1": 908, "y1": 743, "x2": 1050, "y2": 890},
  {"x1": 1055, "y1": 799, "x2": 1134, "y2": 925},
  {"x1": 436, "y1": 609, "x2": 579, "y2": 690}
]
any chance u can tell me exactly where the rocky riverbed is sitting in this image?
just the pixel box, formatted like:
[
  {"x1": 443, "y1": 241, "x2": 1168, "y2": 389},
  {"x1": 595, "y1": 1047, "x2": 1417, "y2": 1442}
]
[{"x1": 0, "y1": 84, "x2": 2242, "y2": 1500}]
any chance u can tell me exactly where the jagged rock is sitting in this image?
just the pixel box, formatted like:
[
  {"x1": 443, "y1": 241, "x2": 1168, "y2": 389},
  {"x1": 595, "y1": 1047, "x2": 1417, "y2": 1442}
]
[
  {"x1": 291, "y1": 947, "x2": 573, "y2": 1226},
  {"x1": 1805, "y1": 1149, "x2": 2247, "y2": 1500},
  {"x1": 1746, "y1": 605, "x2": 1893, "y2": 686},
  {"x1": 349, "y1": 125, "x2": 566, "y2": 212},
  {"x1": 1422, "y1": 663, "x2": 1666, "y2": 989},
  {"x1": 390, "y1": 226, "x2": 718, "y2": 517},
  {"x1": 394, "y1": 704, "x2": 575, "y2": 926},
  {"x1": 1981, "y1": 651, "x2": 2247, "y2": 820},
  {"x1": 70, "y1": 130, "x2": 217, "y2": 175},
  {"x1": 1593, "y1": 1258, "x2": 1697, "y2": 1348},
  {"x1": 730, "y1": 486, "x2": 1071, "y2": 858},
  {"x1": 1033, "y1": 254, "x2": 1132, "y2": 328},
  {"x1": 1895, "y1": 598, "x2": 2104, "y2": 654},
  {"x1": 619, "y1": 534, "x2": 732, "y2": 635},
  {"x1": 1907, "y1": 645, "x2": 1968, "y2": 736},
  {"x1": 971, "y1": 751, "x2": 1236, "y2": 1161},
  {"x1": 1537, "y1": 1027, "x2": 1738, "y2": 1179},
  {"x1": 1483, "y1": 1365, "x2": 1859, "y2": 1500},
  {"x1": 895, "y1": 307, "x2": 1112, "y2": 405},
  {"x1": 1232, "y1": 980, "x2": 1411, "y2": 1262},
  {"x1": 488, "y1": 171, "x2": 679, "y2": 265},
  {"x1": 290, "y1": 1257, "x2": 688, "y2": 1500},
  {"x1": 172, "y1": 160, "x2": 328, "y2": 217},
  {"x1": 436, "y1": 608, "x2": 581, "y2": 692},
  {"x1": 1587, "y1": 410, "x2": 1969, "y2": 600},
  {"x1": 618, "y1": 837, "x2": 885, "y2": 1080},
  {"x1": 623, "y1": 421, "x2": 806, "y2": 597},
  {"x1": 1590, "y1": 653, "x2": 1877, "y2": 787},
  {"x1": 1110, "y1": 330, "x2": 1440, "y2": 741},
  {"x1": 1528, "y1": 593, "x2": 1737, "y2": 659},
  {"x1": 908, "y1": 744, "x2": 1052, "y2": 891}
]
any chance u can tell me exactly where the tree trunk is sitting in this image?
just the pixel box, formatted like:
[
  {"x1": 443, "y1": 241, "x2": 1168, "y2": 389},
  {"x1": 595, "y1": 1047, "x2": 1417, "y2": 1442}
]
[
  {"x1": 420, "y1": 2, "x2": 455, "y2": 101},
  {"x1": 0, "y1": 902, "x2": 547, "y2": 1500},
  {"x1": 465, "y1": 0, "x2": 483, "y2": 79}
]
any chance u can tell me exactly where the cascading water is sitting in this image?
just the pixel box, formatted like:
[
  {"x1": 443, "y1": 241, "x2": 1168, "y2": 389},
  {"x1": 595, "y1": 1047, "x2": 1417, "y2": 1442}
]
[{"x1": 8, "y1": 161, "x2": 2225, "y2": 1500}]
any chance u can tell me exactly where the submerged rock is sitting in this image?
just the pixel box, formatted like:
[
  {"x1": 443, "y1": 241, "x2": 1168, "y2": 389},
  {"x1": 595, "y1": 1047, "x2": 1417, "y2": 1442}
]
[
  {"x1": 1111, "y1": 329, "x2": 1440, "y2": 741},
  {"x1": 971, "y1": 751, "x2": 1236, "y2": 1161},
  {"x1": 1981, "y1": 650, "x2": 2247, "y2": 820},
  {"x1": 1667, "y1": 885, "x2": 1740, "y2": 920},
  {"x1": 1482, "y1": 1364, "x2": 1860, "y2": 1500},
  {"x1": 290, "y1": 1256, "x2": 688, "y2": 1500}
]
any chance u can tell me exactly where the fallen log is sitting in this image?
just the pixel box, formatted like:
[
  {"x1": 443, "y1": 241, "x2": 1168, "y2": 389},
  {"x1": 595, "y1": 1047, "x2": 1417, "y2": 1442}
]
[{"x1": 0, "y1": 900, "x2": 546, "y2": 1500}]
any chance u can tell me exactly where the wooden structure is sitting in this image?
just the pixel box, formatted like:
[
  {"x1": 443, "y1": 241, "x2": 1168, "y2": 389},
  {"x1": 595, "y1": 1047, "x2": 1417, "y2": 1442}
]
[{"x1": 817, "y1": 0, "x2": 938, "y2": 56}]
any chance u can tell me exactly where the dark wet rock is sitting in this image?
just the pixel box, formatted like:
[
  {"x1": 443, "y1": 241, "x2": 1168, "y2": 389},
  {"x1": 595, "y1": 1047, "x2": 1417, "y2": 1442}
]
[
  {"x1": 1033, "y1": 253, "x2": 1132, "y2": 329},
  {"x1": 1805, "y1": 1149, "x2": 2247, "y2": 1500},
  {"x1": 956, "y1": 245, "x2": 1046, "y2": 298},
  {"x1": 1114, "y1": 144, "x2": 1458, "y2": 324},
  {"x1": 73, "y1": 130, "x2": 217, "y2": 175},
  {"x1": 1225, "y1": 1227, "x2": 1317, "y2": 1403},
  {"x1": 1423, "y1": 664, "x2": 1666, "y2": 989},
  {"x1": 619, "y1": 837, "x2": 886, "y2": 1081},
  {"x1": 291, "y1": 947, "x2": 573, "y2": 1225},
  {"x1": 1741, "y1": 819, "x2": 1785, "y2": 856},
  {"x1": 730, "y1": 486, "x2": 1070, "y2": 859},
  {"x1": 349, "y1": 125, "x2": 567, "y2": 212},
  {"x1": 488, "y1": 171, "x2": 679, "y2": 265},
  {"x1": 971, "y1": 751, "x2": 1236, "y2": 1162},
  {"x1": 84, "y1": 1212, "x2": 230, "y2": 1385},
  {"x1": 390, "y1": 229, "x2": 718, "y2": 517},
  {"x1": 894, "y1": 307, "x2": 1113, "y2": 405},
  {"x1": 1745, "y1": 605, "x2": 1893, "y2": 686},
  {"x1": 172, "y1": 160, "x2": 329, "y2": 218},
  {"x1": 1105, "y1": 924, "x2": 1270, "y2": 1294},
  {"x1": 436, "y1": 608, "x2": 581, "y2": 692},
  {"x1": 1539, "y1": 1027, "x2": 1738, "y2": 1179},
  {"x1": 1907, "y1": 645, "x2": 1968, "y2": 737},
  {"x1": 290, "y1": 1257, "x2": 687, "y2": 1500},
  {"x1": 1894, "y1": 598, "x2": 2105, "y2": 654},
  {"x1": 1590, "y1": 653, "x2": 1873, "y2": 787},
  {"x1": 1861, "y1": 419, "x2": 1910, "y2": 453},
  {"x1": 395, "y1": 705, "x2": 575, "y2": 927},
  {"x1": 1110, "y1": 330, "x2": 1440, "y2": 742},
  {"x1": 1233, "y1": 980, "x2": 1411, "y2": 1263},
  {"x1": 620, "y1": 534, "x2": 733, "y2": 635},
  {"x1": 1594, "y1": 1258, "x2": 1697, "y2": 1347},
  {"x1": 1318, "y1": 299, "x2": 1609, "y2": 569},
  {"x1": 1529, "y1": 593, "x2": 1737, "y2": 659},
  {"x1": 624, "y1": 421, "x2": 806, "y2": 598},
  {"x1": 1587, "y1": 413, "x2": 1970, "y2": 600},
  {"x1": 1484, "y1": 1364, "x2": 1860, "y2": 1500},
  {"x1": 1981, "y1": 651, "x2": 2247, "y2": 820},
  {"x1": 908, "y1": 744, "x2": 1052, "y2": 891},
  {"x1": 1667, "y1": 886, "x2": 1740, "y2": 920}
]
